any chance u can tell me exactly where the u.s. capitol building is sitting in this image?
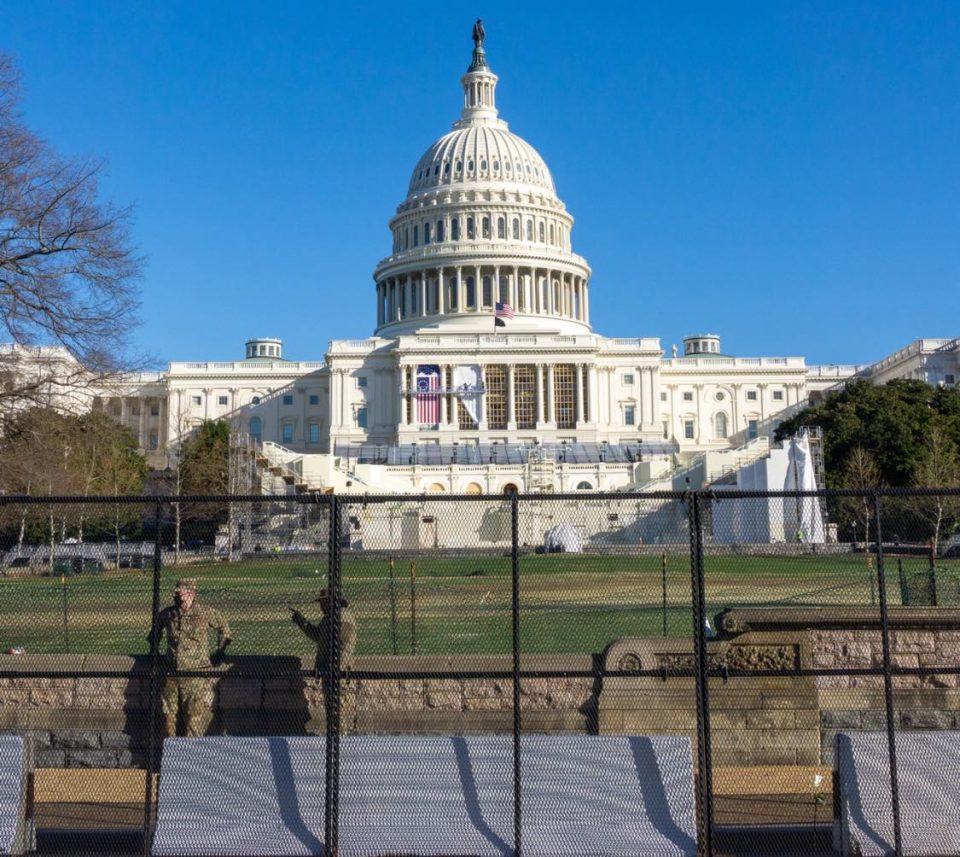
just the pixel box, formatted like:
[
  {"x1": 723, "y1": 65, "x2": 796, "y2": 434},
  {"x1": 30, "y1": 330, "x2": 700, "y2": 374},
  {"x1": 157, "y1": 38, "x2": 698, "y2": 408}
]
[{"x1": 87, "y1": 27, "x2": 957, "y2": 494}]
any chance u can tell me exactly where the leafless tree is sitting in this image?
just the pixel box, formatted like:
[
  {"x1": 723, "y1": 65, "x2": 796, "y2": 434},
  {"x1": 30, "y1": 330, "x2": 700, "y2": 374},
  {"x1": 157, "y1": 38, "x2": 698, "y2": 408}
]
[
  {"x1": 916, "y1": 425, "x2": 960, "y2": 560},
  {"x1": 840, "y1": 446, "x2": 882, "y2": 547},
  {"x1": 0, "y1": 52, "x2": 144, "y2": 426}
]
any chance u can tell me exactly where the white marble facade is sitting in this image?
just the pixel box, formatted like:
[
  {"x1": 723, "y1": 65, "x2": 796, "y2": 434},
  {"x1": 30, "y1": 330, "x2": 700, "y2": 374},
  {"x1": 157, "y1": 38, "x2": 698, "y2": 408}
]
[{"x1": 22, "y1": 31, "x2": 957, "y2": 487}]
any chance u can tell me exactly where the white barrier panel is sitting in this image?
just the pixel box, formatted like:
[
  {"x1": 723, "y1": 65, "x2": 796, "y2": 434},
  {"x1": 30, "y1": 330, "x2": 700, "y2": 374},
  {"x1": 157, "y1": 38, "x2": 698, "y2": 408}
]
[
  {"x1": 0, "y1": 736, "x2": 33, "y2": 856},
  {"x1": 837, "y1": 731, "x2": 960, "y2": 856},
  {"x1": 153, "y1": 734, "x2": 697, "y2": 857}
]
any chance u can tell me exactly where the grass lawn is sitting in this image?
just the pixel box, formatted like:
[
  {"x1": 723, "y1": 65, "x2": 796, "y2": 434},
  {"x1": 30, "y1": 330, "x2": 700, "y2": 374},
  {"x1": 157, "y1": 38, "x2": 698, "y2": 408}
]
[{"x1": 0, "y1": 552, "x2": 953, "y2": 657}]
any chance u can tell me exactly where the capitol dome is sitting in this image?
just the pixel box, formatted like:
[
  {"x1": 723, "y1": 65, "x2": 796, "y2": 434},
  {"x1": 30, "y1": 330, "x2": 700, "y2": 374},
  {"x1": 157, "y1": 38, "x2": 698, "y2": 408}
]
[
  {"x1": 373, "y1": 24, "x2": 592, "y2": 337},
  {"x1": 407, "y1": 124, "x2": 556, "y2": 197}
]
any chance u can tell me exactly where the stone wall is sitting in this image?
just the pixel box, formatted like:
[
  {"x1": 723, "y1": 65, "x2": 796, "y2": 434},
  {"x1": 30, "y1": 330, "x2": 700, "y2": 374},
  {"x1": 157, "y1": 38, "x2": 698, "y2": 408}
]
[
  {"x1": 598, "y1": 634, "x2": 820, "y2": 766},
  {"x1": 722, "y1": 608, "x2": 960, "y2": 765},
  {"x1": 0, "y1": 653, "x2": 596, "y2": 768},
  {"x1": 3, "y1": 608, "x2": 959, "y2": 770}
]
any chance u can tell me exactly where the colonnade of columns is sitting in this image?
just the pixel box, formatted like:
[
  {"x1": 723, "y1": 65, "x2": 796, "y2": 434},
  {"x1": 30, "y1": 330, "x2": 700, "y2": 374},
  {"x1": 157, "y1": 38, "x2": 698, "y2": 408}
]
[
  {"x1": 376, "y1": 265, "x2": 590, "y2": 328},
  {"x1": 396, "y1": 361, "x2": 597, "y2": 430},
  {"x1": 107, "y1": 394, "x2": 166, "y2": 451}
]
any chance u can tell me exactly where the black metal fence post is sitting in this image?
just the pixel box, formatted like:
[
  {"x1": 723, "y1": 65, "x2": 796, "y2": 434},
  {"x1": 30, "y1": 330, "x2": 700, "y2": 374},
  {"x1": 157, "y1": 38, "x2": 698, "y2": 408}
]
[
  {"x1": 874, "y1": 493, "x2": 903, "y2": 857},
  {"x1": 325, "y1": 495, "x2": 342, "y2": 855},
  {"x1": 142, "y1": 498, "x2": 163, "y2": 856},
  {"x1": 388, "y1": 556, "x2": 398, "y2": 655},
  {"x1": 511, "y1": 494, "x2": 522, "y2": 857},
  {"x1": 688, "y1": 492, "x2": 714, "y2": 857},
  {"x1": 661, "y1": 550, "x2": 668, "y2": 637}
]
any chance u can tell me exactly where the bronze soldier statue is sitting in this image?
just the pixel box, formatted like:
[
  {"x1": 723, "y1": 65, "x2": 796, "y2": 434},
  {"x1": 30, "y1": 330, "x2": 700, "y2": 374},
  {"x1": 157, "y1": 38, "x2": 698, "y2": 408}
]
[
  {"x1": 152, "y1": 578, "x2": 231, "y2": 737},
  {"x1": 290, "y1": 589, "x2": 357, "y2": 731}
]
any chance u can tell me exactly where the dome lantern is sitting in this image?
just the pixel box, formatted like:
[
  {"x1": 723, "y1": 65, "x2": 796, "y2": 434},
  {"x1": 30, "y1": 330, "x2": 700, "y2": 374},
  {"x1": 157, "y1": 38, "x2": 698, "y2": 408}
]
[{"x1": 458, "y1": 19, "x2": 499, "y2": 125}]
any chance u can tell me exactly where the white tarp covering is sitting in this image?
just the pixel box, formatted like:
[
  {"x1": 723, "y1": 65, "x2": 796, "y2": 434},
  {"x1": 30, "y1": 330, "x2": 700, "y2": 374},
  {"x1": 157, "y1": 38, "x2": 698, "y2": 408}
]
[
  {"x1": 784, "y1": 433, "x2": 826, "y2": 543},
  {"x1": 544, "y1": 523, "x2": 583, "y2": 553},
  {"x1": 453, "y1": 365, "x2": 482, "y2": 425}
]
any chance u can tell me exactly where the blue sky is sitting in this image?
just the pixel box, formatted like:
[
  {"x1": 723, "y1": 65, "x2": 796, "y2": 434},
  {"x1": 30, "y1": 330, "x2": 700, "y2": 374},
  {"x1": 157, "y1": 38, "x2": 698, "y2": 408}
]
[{"x1": 4, "y1": 2, "x2": 958, "y2": 367}]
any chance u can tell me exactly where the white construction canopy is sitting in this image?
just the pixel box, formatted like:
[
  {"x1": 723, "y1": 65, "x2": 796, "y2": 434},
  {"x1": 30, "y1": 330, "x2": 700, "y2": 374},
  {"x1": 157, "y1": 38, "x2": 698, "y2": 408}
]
[
  {"x1": 0, "y1": 736, "x2": 33, "y2": 856},
  {"x1": 836, "y1": 731, "x2": 960, "y2": 856},
  {"x1": 152, "y1": 734, "x2": 697, "y2": 856},
  {"x1": 782, "y1": 432, "x2": 826, "y2": 543},
  {"x1": 543, "y1": 523, "x2": 583, "y2": 553}
]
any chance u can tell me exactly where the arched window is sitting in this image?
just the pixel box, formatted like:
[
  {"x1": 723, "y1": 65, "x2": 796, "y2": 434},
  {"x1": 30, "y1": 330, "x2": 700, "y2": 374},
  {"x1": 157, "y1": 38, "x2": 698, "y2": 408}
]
[
  {"x1": 482, "y1": 216, "x2": 490, "y2": 238},
  {"x1": 412, "y1": 225, "x2": 418, "y2": 246},
  {"x1": 512, "y1": 218, "x2": 520, "y2": 240},
  {"x1": 526, "y1": 220, "x2": 533, "y2": 241},
  {"x1": 549, "y1": 223, "x2": 554, "y2": 244},
  {"x1": 539, "y1": 222, "x2": 545, "y2": 242},
  {"x1": 451, "y1": 218, "x2": 460, "y2": 241},
  {"x1": 404, "y1": 227, "x2": 409, "y2": 250},
  {"x1": 443, "y1": 161, "x2": 450, "y2": 176},
  {"x1": 249, "y1": 416, "x2": 262, "y2": 442},
  {"x1": 464, "y1": 482, "x2": 483, "y2": 495},
  {"x1": 428, "y1": 483, "x2": 446, "y2": 493},
  {"x1": 497, "y1": 217, "x2": 505, "y2": 239},
  {"x1": 423, "y1": 222, "x2": 431, "y2": 244},
  {"x1": 576, "y1": 481, "x2": 593, "y2": 490},
  {"x1": 502, "y1": 483, "x2": 519, "y2": 496},
  {"x1": 499, "y1": 277, "x2": 508, "y2": 303},
  {"x1": 467, "y1": 216, "x2": 475, "y2": 239},
  {"x1": 436, "y1": 220, "x2": 444, "y2": 242},
  {"x1": 482, "y1": 276, "x2": 492, "y2": 307},
  {"x1": 251, "y1": 396, "x2": 261, "y2": 405},
  {"x1": 714, "y1": 412, "x2": 729, "y2": 439},
  {"x1": 466, "y1": 277, "x2": 476, "y2": 309}
]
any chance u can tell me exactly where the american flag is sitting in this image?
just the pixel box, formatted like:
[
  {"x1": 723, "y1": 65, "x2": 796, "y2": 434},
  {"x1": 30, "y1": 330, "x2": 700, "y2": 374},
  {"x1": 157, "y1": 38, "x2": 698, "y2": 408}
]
[
  {"x1": 495, "y1": 301, "x2": 515, "y2": 320},
  {"x1": 416, "y1": 365, "x2": 440, "y2": 425}
]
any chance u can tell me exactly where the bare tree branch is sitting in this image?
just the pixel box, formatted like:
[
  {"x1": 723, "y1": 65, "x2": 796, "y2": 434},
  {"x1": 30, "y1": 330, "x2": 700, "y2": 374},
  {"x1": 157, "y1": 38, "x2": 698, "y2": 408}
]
[{"x1": 0, "y1": 51, "x2": 145, "y2": 420}]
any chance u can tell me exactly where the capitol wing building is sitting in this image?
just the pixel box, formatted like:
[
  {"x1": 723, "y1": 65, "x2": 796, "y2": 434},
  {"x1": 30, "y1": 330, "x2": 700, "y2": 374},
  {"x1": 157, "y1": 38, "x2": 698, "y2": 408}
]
[{"x1": 60, "y1": 30, "x2": 958, "y2": 496}]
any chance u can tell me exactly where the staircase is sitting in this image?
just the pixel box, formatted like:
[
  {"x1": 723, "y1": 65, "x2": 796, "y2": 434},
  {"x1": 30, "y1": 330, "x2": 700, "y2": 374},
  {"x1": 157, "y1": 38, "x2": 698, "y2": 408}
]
[
  {"x1": 630, "y1": 436, "x2": 772, "y2": 492},
  {"x1": 242, "y1": 440, "x2": 314, "y2": 495},
  {"x1": 705, "y1": 437, "x2": 773, "y2": 485}
]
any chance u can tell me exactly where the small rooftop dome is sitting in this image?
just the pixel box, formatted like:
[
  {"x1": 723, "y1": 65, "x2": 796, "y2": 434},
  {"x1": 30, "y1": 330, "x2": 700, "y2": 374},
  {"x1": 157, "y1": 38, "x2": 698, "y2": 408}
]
[
  {"x1": 683, "y1": 334, "x2": 723, "y2": 356},
  {"x1": 245, "y1": 338, "x2": 283, "y2": 360}
]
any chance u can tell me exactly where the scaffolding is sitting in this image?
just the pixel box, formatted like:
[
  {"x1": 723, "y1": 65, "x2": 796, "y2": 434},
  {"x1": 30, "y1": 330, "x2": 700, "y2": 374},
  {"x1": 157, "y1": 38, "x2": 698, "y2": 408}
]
[{"x1": 525, "y1": 447, "x2": 557, "y2": 494}]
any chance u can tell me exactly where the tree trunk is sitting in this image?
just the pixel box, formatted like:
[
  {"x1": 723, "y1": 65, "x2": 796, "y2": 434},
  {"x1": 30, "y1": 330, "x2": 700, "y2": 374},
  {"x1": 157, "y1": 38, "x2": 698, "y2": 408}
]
[
  {"x1": 932, "y1": 498, "x2": 944, "y2": 565},
  {"x1": 17, "y1": 508, "x2": 26, "y2": 551},
  {"x1": 174, "y1": 501, "x2": 181, "y2": 566},
  {"x1": 115, "y1": 504, "x2": 122, "y2": 570}
]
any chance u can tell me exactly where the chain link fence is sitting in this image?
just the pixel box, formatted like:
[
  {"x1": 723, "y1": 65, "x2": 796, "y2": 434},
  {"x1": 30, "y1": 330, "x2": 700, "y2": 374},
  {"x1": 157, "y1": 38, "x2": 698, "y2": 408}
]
[{"x1": 0, "y1": 489, "x2": 958, "y2": 855}]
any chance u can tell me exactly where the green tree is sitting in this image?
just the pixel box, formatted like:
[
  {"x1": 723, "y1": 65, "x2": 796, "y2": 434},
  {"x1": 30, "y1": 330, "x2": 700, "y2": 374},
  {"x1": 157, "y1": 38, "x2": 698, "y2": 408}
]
[
  {"x1": 169, "y1": 420, "x2": 231, "y2": 562},
  {"x1": 777, "y1": 379, "x2": 960, "y2": 488},
  {"x1": 179, "y1": 420, "x2": 231, "y2": 495}
]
